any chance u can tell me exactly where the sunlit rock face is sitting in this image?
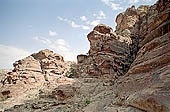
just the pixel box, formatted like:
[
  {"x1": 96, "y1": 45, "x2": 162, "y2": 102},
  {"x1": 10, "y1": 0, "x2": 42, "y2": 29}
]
[
  {"x1": 3, "y1": 49, "x2": 72, "y2": 85},
  {"x1": 114, "y1": 0, "x2": 170, "y2": 111},
  {"x1": 0, "y1": 49, "x2": 73, "y2": 109},
  {"x1": 76, "y1": 0, "x2": 170, "y2": 111},
  {"x1": 1, "y1": 0, "x2": 170, "y2": 112},
  {"x1": 77, "y1": 24, "x2": 132, "y2": 80},
  {"x1": 76, "y1": 5, "x2": 149, "y2": 81}
]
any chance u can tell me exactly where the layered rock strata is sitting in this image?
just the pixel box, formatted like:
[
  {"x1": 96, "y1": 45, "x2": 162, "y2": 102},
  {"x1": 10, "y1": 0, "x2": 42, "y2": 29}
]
[
  {"x1": 77, "y1": 5, "x2": 150, "y2": 81},
  {"x1": 0, "y1": 0, "x2": 170, "y2": 112},
  {"x1": 114, "y1": 0, "x2": 170, "y2": 112},
  {"x1": 2, "y1": 49, "x2": 72, "y2": 85},
  {"x1": 77, "y1": 25, "x2": 132, "y2": 80},
  {"x1": 77, "y1": 0, "x2": 170, "y2": 111},
  {"x1": 0, "y1": 49, "x2": 73, "y2": 110}
]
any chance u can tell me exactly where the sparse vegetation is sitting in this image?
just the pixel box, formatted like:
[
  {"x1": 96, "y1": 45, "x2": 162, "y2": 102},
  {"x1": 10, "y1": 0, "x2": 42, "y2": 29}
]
[
  {"x1": 84, "y1": 99, "x2": 91, "y2": 105},
  {"x1": 38, "y1": 88, "x2": 44, "y2": 94},
  {"x1": 65, "y1": 63, "x2": 77, "y2": 78},
  {"x1": 26, "y1": 94, "x2": 37, "y2": 98},
  {"x1": 127, "y1": 57, "x2": 134, "y2": 64},
  {"x1": 109, "y1": 80, "x2": 115, "y2": 86}
]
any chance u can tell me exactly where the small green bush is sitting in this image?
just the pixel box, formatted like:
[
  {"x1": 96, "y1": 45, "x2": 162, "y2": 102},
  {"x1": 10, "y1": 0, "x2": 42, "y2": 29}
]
[
  {"x1": 38, "y1": 88, "x2": 44, "y2": 94},
  {"x1": 65, "y1": 63, "x2": 77, "y2": 78},
  {"x1": 85, "y1": 99, "x2": 90, "y2": 105}
]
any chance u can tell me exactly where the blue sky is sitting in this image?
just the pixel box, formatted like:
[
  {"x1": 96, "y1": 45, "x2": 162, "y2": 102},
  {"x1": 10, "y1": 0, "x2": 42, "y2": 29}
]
[{"x1": 0, "y1": 0, "x2": 157, "y2": 69}]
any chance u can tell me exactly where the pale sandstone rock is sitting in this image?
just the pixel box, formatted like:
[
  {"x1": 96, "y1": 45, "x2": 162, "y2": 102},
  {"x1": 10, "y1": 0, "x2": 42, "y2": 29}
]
[
  {"x1": 0, "y1": 49, "x2": 73, "y2": 111},
  {"x1": 77, "y1": 24, "x2": 133, "y2": 80},
  {"x1": 1, "y1": 0, "x2": 170, "y2": 112},
  {"x1": 13, "y1": 56, "x2": 42, "y2": 72}
]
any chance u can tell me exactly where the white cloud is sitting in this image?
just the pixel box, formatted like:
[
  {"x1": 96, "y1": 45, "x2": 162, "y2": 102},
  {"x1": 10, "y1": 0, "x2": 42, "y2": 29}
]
[
  {"x1": 93, "y1": 10, "x2": 106, "y2": 20},
  {"x1": 71, "y1": 21, "x2": 81, "y2": 28},
  {"x1": 58, "y1": 16, "x2": 90, "y2": 30},
  {"x1": 57, "y1": 17, "x2": 64, "y2": 21},
  {"x1": 82, "y1": 26, "x2": 90, "y2": 30},
  {"x1": 99, "y1": 11, "x2": 106, "y2": 19},
  {"x1": 57, "y1": 16, "x2": 71, "y2": 24},
  {"x1": 71, "y1": 21, "x2": 90, "y2": 30},
  {"x1": 129, "y1": 0, "x2": 139, "y2": 4},
  {"x1": 101, "y1": 0, "x2": 122, "y2": 10},
  {"x1": 80, "y1": 16, "x2": 87, "y2": 21},
  {"x1": 49, "y1": 30, "x2": 57, "y2": 37},
  {"x1": 33, "y1": 36, "x2": 51, "y2": 44},
  {"x1": 110, "y1": 3, "x2": 122, "y2": 10},
  {"x1": 56, "y1": 39, "x2": 68, "y2": 47},
  {"x1": 87, "y1": 20, "x2": 101, "y2": 26},
  {"x1": 33, "y1": 36, "x2": 75, "y2": 61},
  {"x1": 102, "y1": 0, "x2": 110, "y2": 5},
  {"x1": 0, "y1": 44, "x2": 30, "y2": 69},
  {"x1": 142, "y1": 0, "x2": 154, "y2": 3}
]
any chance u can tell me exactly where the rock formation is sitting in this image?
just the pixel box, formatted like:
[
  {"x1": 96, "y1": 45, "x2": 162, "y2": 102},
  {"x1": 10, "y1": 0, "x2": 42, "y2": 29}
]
[
  {"x1": 76, "y1": 5, "x2": 150, "y2": 81},
  {"x1": 76, "y1": 0, "x2": 170, "y2": 111},
  {"x1": 77, "y1": 24, "x2": 133, "y2": 80},
  {"x1": 0, "y1": 0, "x2": 170, "y2": 112},
  {"x1": 2, "y1": 49, "x2": 72, "y2": 85},
  {"x1": 0, "y1": 49, "x2": 73, "y2": 111},
  {"x1": 114, "y1": 0, "x2": 170, "y2": 112}
]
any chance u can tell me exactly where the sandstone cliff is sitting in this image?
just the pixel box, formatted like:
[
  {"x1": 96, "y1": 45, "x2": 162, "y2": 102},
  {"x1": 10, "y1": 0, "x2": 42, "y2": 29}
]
[
  {"x1": 0, "y1": 0, "x2": 170, "y2": 112},
  {"x1": 77, "y1": 5, "x2": 150, "y2": 81},
  {"x1": 114, "y1": 0, "x2": 170, "y2": 111},
  {"x1": 77, "y1": 0, "x2": 170, "y2": 111}
]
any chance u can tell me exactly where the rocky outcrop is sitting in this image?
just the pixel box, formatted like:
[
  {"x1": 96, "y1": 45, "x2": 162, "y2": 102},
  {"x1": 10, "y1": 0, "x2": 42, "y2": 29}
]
[
  {"x1": 0, "y1": 49, "x2": 73, "y2": 111},
  {"x1": 77, "y1": 24, "x2": 132, "y2": 80},
  {"x1": 0, "y1": 0, "x2": 170, "y2": 112},
  {"x1": 114, "y1": 0, "x2": 170, "y2": 112},
  {"x1": 76, "y1": 0, "x2": 170, "y2": 111},
  {"x1": 31, "y1": 49, "x2": 66, "y2": 75},
  {"x1": 76, "y1": 5, "x2": 150, "y2": 81},
  {"x1": 2, "y1": 49, "x2": 72, "y2": 85}
]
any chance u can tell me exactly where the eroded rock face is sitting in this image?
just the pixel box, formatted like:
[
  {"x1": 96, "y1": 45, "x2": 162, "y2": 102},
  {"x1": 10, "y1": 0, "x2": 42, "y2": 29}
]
[
  {"x1": 76, "y1": 5, "x2": 149, "y2": 80},
  {"x1": 0, "y1": 49, "x2": 73, "y2": 111},
  {"x1": 116, "y1": 5, "x2": 149, "y2": 36},
  {"x1": 31, "y1": 49, "x2": 70, "y2": 76},
  {"x1": 1, "y1": 0, "x2": 170, "y2": 112},
  {"x1": 2, "y1": 49, "x2": 72, "y2": 85},
  {"x1": 77, "y1": 24, "x2": 133, "y2": 80},
  {"x1": 13, "y1": 56, "x2": 42, "y2": 72},
  {"x1": 114, "y1": 0, "x2": 170, "y2": 112},
  {"x1": 76, "y1": 0, "x2": 170, "y2": 111}
]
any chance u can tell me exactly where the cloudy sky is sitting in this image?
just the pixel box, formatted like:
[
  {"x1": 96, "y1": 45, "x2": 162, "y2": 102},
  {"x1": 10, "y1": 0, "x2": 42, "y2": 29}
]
[{"x1": 0, "y1": 0, "x2": 157, "y2": 69}]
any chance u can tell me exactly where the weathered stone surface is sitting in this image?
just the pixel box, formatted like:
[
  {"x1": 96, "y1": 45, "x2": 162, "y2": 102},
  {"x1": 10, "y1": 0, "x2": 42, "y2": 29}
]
[
  {"x1": 0, "y1": 49, "x2": 73, "y2": 111},
  {"x1": 2, "y1": 49, "x2": 72, "y2": 85},
  {"x1": 76, "y1": 5, "x2": 150, "y2": 81},
  {"x1": 114, "y1": 1, "x2": 170, "y2": 112},
  {"x1": 31, "y1": 49, "x2": 70, "y2": 76},
  {"x1": 51, "y1": 84, "x2": 76, "y2": 101},
  {"x1": 1, "y1": 0, "x2": 170, "y2": 112},
  {"x1": 77, "y1": 54, "x2": 88, "y2": 64},
  {"x1": 13, "y1": 56, "x2": 42, "y2": 72},
  {"x1": 77, "y1": 24, "x2": 133, "y2": 80}
]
